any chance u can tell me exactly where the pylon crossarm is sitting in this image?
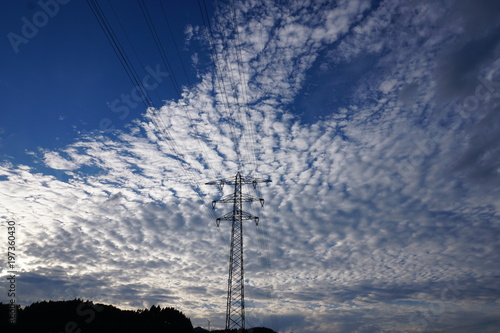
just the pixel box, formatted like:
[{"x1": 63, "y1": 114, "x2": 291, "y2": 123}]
[
  {"x1": 205, "y1": 178, "x2": 225, "y2": 185},
  {"x1": 252, "y1": 179, "x2": 272, "y2": 188},
  {"x1": 216, "y1": 210, "x2": 257, "y2": 221},
  {"x1": 213, "y1": 193, "x2": 264, "y2": 205},
  {"x1": 206, "y1": 173, "x2": 272, "y2": 186},
  {"x1": 241, "y1": 176, "x2": 272, "y2": 185}
]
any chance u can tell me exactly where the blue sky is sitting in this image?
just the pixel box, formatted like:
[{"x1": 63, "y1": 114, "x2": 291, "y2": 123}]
[{"x1": 1, "y1": 0, "x2": 500, "y2": 332}]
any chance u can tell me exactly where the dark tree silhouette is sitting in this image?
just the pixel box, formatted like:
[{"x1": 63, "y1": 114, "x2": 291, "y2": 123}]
[{"x1": 0, "y1": 299, "x2": 193, "y2": 333}]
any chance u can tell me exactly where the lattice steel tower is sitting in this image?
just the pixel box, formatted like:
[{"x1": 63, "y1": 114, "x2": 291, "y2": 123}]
[{"x1": 206, "y1": 172, "x2": 271, "y2": 331}]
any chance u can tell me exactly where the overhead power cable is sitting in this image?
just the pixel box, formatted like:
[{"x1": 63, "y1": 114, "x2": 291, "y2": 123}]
[
  {"x1": 86, "y1": 0, "x2": 219, "y2": 221},
  {"x1": 228, "y1": 0, "x2": 259, "y2": 174},
  {"x1": 207, "y1": 0, "x2": 259, "y2": 176},
  {"x1": 158, "y1": 0, "x2": 192, "y2": 87},
  {"x1": 87, "y1": 0, "x2": 154, "y2": 110},
  {"x1": 138, "y1": 0, "x2": 182, "y2": 97},
  {"x1": 105, "y1": 0, "x2": 164, "y2": 107},
  {"x1": 198, "y1": 0, "x2": 245, "y2": 171},
  {"x1": 212, "y1": 0, "x2": 251, "y2": 171},
  {"x1": 138, "y1": 0, "x2": 219, "y2": 181}
]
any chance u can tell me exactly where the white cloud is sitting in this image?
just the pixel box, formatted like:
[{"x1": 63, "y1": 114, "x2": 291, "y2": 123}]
[{"x1": 43, "y1": 151, "x2": 80, "y2": 170}]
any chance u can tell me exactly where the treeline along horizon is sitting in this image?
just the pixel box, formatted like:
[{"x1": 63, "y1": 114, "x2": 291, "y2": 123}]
[{"x1": 0, "y1": 299, "x2": 193, "y2": 333}]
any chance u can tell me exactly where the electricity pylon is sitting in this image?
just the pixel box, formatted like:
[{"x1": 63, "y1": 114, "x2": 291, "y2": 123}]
[{"x1": 206, "y1": 172, "x2": 271, "y2": 331}]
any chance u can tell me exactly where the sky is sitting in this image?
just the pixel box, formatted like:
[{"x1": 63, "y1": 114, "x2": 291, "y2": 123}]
[{"x1": 1, "y1": 0, "x2": 500, "y2": 332}]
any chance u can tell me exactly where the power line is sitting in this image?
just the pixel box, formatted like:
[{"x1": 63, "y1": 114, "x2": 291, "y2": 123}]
[
  {"x1": 212, "y1": 1, "x2": 250, "y2": 170},
  {"x1": 210, "y1": 0, "x2": 259, "y2": 176},
  {"x1": 138, "y1": 0, "x2": 219, "y2": 181},
  {"x1": 105, "y1": 0, "x2": 164, "y2": 107},
  {"x1": 86, "y1": 0, "x2": 219, "y2": 222},
  {"x1": 158, "y1": 0, "x2": 192, "y2": 87},
  {"x1": 228, "y1": 0, "x2": 259, "y2": 174},
  {"x1": 198, "y1": 0, "x2": 243, "y2": 171},
  {"x1": 138, "y1": 0, "x2": 182, "y2": 97},
  {"x1": 87, "y1": 0, "x2": 154, "y2": 110}
]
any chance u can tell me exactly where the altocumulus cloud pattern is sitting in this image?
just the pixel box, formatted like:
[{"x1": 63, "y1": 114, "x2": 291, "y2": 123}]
[{"x1": 1, "y1": 0, "x2": 500, "y2": 332}]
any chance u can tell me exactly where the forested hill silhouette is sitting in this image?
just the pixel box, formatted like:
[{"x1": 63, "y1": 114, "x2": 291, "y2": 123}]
[{"x1": 0, "y1": 299, "x2": 193, "y2": 333}]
